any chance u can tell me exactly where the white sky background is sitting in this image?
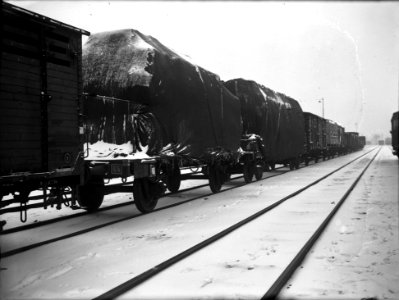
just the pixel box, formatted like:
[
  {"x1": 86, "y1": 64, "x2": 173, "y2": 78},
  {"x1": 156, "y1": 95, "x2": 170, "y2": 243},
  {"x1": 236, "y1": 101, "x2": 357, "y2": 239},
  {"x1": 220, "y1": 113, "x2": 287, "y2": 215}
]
[{"x1": 9, "y1": 1, "x2": 399, "y2": 140}]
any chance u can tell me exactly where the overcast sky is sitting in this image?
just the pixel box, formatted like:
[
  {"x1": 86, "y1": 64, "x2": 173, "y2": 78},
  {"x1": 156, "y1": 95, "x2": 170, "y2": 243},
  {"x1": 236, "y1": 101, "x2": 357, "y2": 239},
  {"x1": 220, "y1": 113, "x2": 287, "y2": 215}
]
[{"x1": 9, "y1": 1, "x2": 399, "y2": 140}]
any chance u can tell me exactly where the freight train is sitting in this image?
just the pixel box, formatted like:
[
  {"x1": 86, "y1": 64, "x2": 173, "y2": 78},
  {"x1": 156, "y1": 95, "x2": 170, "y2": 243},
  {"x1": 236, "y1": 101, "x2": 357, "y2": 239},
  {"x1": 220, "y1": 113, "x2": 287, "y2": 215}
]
[{"x1": 0, "y1": 2, "x2": 366, "y2": 223}]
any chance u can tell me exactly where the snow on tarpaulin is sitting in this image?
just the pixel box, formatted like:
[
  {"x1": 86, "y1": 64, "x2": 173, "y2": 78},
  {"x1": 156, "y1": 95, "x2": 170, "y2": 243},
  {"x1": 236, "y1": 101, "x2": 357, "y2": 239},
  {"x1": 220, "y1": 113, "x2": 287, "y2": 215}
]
[
  {"x1": 83, "y1": 94, "x2": 162, "y2": 158},
  {"x1": 83, "y1": 29, "x2": 242, "y2": 159},
  {"x1": 224, "y1": 79, "x2": 305, "y2": 162}
]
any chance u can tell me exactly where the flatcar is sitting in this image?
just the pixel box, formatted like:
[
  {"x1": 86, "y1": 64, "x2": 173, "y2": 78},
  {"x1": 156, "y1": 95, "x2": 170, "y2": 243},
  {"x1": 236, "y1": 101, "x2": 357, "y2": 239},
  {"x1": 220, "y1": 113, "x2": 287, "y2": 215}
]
[
  {"x1": 391, "y1": 111, "x2": 398, "y2": 157},
  {"x1": 224, "y1": 79, "x2": 305, "y2": 172},
  {"x1": 82, "y1": 29, "x2": 243, "y2": 210}
]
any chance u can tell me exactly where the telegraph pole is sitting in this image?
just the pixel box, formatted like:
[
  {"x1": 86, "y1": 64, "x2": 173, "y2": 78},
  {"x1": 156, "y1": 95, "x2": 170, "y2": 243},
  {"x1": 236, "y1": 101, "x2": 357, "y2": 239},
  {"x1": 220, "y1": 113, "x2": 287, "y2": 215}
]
[{"x1": 318, "y1": 98, "x2": 325, "y2": 118}]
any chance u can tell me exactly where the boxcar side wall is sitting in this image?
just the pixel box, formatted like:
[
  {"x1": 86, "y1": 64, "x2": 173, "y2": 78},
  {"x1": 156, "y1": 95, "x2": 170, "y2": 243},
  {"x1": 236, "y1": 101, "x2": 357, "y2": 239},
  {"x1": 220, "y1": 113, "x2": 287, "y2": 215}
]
[
  {"x1": 303, "y1": 112, "x2": 325, "y2": 152},
  {"x1": 391, "y1": 111, "x2": 398, "y2": 156},
  {"x1": 0, "y1": 3, "x2": 85, "y2": 176}
]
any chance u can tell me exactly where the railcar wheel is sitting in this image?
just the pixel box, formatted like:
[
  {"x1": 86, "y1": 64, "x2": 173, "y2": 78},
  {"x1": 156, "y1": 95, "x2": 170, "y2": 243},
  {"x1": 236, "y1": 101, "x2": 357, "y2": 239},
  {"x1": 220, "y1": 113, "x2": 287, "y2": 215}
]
[
  {"x1": 201, "y1": 166, "x2": 209, "y2": 176},
  {"x1": 255, "y1": 165, "x2": 263, "y2": 180},
  {"x1": 222, "y1": 168, "x2": 231, "y2": 183},
  {"x1": 289, "y1": 160, "x2": 295, "y2": 170},
  {"x1": 78, "y1": 176, "x2": 104, "y2": 211},
  {"x1": 269, "y1": 163, "x2": 276, "y2": 171},
  {"x1": 208, "y1": 165, "x2": 222, "y2": 193},
  {"x1": 243, "y1": 161, "x2": 255, "y2": 183},
  {"x1": 295, "y1": 159, "x2": 300, "y2": 169},
  {"x1": 165, "y1": 165, "x2": 181, "y2": 193},
  {"x1": 133, "y1": 178, "x2": 160, "y2": 213}
]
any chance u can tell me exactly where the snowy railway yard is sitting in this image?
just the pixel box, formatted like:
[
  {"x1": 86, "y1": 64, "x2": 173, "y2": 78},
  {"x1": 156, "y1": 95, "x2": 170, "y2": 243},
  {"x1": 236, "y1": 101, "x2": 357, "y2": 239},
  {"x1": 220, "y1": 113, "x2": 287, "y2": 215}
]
[{"x1": 0, "y1": 145, "x2": 397, "y2": 300}]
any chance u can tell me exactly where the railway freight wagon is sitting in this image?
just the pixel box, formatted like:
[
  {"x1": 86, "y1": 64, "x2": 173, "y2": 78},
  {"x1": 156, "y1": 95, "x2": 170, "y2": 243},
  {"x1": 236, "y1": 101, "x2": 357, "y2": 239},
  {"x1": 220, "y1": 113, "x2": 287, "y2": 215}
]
[
  {"x1": 302, "y1": 112, "x2": 327, "y2": 164},
  {"x1": 224, "y1": 79, "x2": 305, "y2": 172},
  {"x1": 358, "y1": 136, "x2": 366, "y2": 150},
  {"x1": 0, "y1": 2, "x2": 90, "y2": 220},
  {"x1": 82, "y1": 29, "x2": 243, "y2": 210},
  {"x1": 391, "y1": 111, "x2": 398, "y2": 157},
  {"x1": 325, "y1": 120, "x2": 344, "y2": 157},
  {"x1": 344, "y1": 132, "x2": 360, "y2": 152}
]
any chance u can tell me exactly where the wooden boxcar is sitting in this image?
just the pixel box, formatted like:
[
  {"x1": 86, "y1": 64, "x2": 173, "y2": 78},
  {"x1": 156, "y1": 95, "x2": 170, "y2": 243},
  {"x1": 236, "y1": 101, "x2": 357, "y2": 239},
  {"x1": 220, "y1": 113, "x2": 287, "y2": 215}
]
[
  {"x1": 358, "y1": 136, "x2": 366, "y2": 149},
  {"x1": 325, "y1": 119, "x2": 345, "y2": 157},
  {"x1": 0, "y1": 2, "x2": 89, "y2": 218},
  {"x1": 391, "y1": 111, "x2": 398, "y2": 157},
  {"x1": 344, "y1": 132, "x2": 360, "y2": 152},
  {"x1": 303, "y1": 112, "x2": 327, "y2": 164}
]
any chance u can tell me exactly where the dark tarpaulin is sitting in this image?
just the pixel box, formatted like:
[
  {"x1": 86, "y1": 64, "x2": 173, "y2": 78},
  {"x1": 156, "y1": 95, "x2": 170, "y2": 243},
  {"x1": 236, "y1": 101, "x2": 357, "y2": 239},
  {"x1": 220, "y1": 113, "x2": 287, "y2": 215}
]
[
  {"x1": 224, "y1": 79, "x2": 305, "y2": 162},
  {"x1": 83, "y1": 95, "x2": 162, "y2": 155},
  {"x1": 83, "y1": 29, "x2": 242, "y2": 158}
]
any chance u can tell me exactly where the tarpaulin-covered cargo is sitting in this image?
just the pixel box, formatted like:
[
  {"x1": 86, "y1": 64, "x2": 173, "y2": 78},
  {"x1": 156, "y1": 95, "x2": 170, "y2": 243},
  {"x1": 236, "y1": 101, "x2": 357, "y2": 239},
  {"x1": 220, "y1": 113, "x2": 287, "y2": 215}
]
[
  {"x1": 83, "y1": 94, "x2": 161, "y2": 160},
  {"x1": 303, "y1": 112, "x2": 327, "y2": 153},
  {"x1": 224, "y1": 78, "x2": 305, "y2": 162},
  {"x1": 83, "y1": 29, "x2": 242, "y2": 159}
]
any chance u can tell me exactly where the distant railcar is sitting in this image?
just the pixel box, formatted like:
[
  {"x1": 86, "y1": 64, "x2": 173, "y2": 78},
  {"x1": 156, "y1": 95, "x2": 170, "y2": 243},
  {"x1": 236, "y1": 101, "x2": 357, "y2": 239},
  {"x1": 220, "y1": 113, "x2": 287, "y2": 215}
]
[
  {"x1": 358, "y1": 136, "x2": 366, "y2": 149},
  {"x1": 326, "y1": 119, "x2": 345, "y2": 157},
  {"x1": 391, "y1": 111, "x2": 398, "y2": 157},
  {"x1": 344, "y1": 132, "x2": 360, "y2": 152},
  {"x1": 302, "y1": 112, "x2": 327, "y2": 164}
]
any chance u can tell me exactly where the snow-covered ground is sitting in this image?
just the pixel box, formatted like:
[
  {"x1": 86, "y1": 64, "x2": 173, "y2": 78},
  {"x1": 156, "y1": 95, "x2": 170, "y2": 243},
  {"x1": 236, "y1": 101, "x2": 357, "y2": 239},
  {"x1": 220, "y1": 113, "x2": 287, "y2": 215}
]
[
  {"x1": 116, "y1": 147, "x2": 385, "y2": 299},
  {"x1": 280, "y1": 145, "x2": 399, "y2": 299},
  {"x1": 1, "y1": 146, "x2": 396, "y2": 300}
]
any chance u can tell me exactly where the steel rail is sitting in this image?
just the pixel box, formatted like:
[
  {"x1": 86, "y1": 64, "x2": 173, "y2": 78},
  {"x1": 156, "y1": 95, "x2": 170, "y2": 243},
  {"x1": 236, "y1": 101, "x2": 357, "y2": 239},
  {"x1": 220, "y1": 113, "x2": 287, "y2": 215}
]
[
  {"x1": 0, "y1": 180, "x2": 134, "y2": 211},
  {"x1": 1, "y1": 173, "x2": 215, "y2": 233},
  {"x1": 92, "y1": 147, "x2": 378, "y2": 300},
  {"x1": 262, "y1": 146, "x2": 382, "y2": 299},
  {"x1": 0, "y1": 169, "x2": 288, "y2": 257}
]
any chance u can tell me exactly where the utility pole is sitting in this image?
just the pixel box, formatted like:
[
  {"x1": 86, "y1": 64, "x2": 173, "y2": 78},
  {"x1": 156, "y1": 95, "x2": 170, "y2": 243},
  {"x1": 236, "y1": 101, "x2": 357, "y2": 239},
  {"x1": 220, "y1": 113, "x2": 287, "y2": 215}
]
[{"x1": 318, "y1": 97, "x2": 325, "y2": 118}]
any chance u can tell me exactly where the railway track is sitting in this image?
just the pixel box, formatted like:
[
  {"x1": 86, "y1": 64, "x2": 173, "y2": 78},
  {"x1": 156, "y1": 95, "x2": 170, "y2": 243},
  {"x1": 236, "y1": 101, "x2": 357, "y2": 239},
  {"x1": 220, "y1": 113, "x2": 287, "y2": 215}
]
[
  {"x1": 0, "y1": 149, "x2": 356, "y2": 234},
  {"x1": 0, "y1": 147, "x2": 379, "y2": 300},
  {"x1": 1, "y1": 176, "x2": 208, "y2": 234},
  {"x1": 1, "y1": 168, "x2": 290, "y2": 257},
  {"x1": 92, "y1": 147, "x2": 380, "y2": 299},
  {"x1": 0, "y1": 169, "x2": 236, "y2": 233}
]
